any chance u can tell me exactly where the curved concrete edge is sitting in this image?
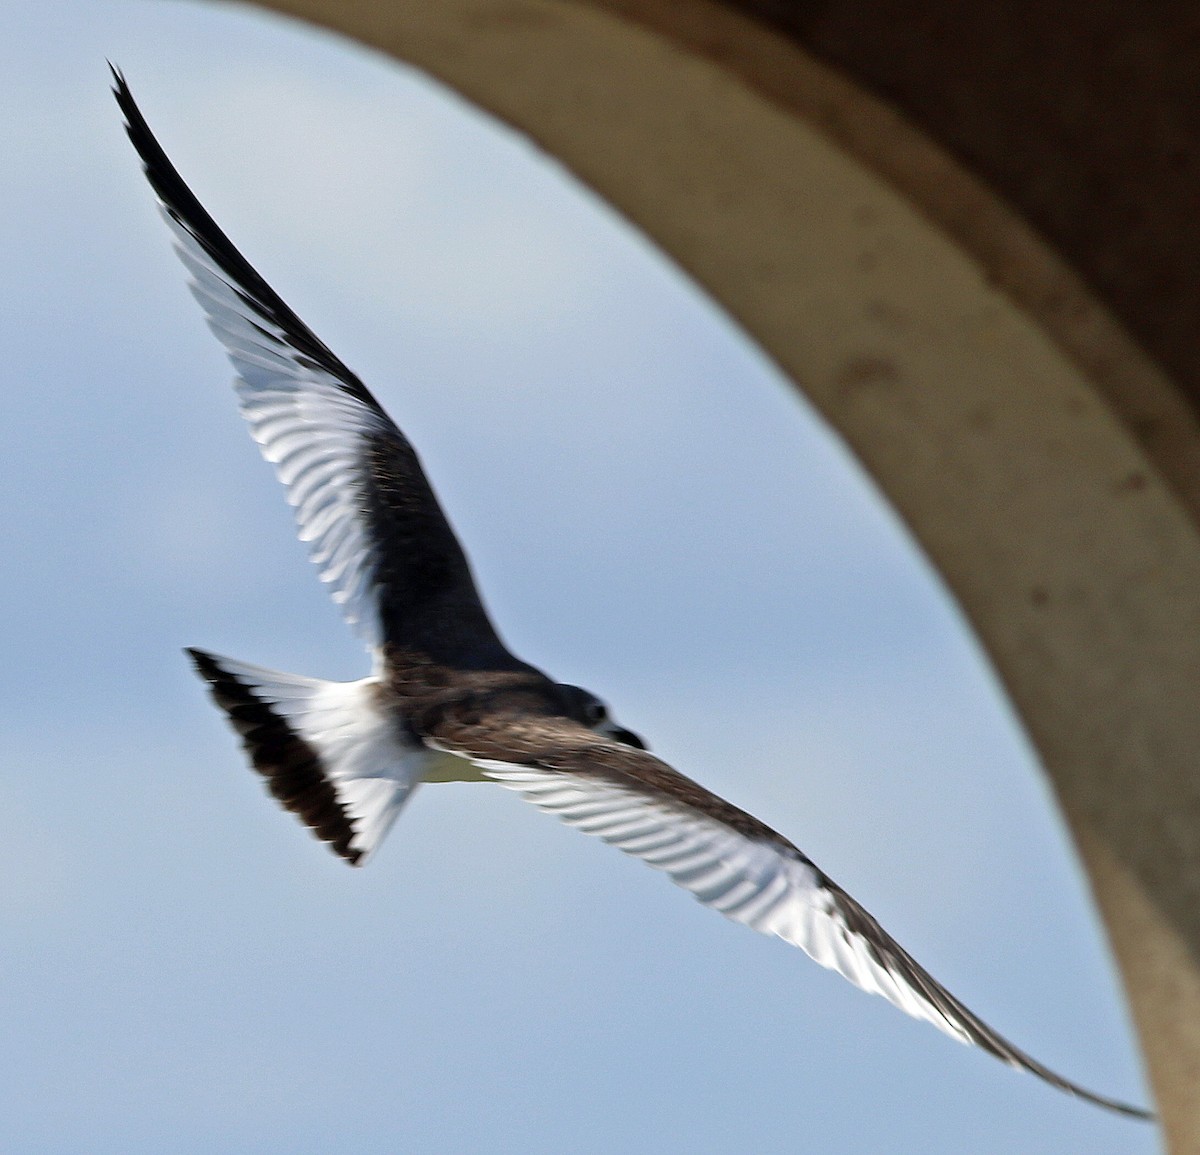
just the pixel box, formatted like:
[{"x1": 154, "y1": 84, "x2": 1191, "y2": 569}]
[
  {"x1": 227, "y1": 0, "x2": 1200, "y2": 1138},
  {"x1": 589, "y1": 0, "x2": 1200, "y2": 527}
]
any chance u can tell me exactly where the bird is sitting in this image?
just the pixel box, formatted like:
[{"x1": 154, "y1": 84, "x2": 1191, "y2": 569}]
[{"x1": 114, "y1": 66, "x2": 1149, "y2": 1121}]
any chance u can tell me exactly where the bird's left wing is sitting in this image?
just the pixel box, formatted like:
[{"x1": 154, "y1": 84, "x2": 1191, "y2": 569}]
[
  {"x1": 114, "y1": 69, "x2": 513, "y2": 663},
  {"x1": 427, "y1": 710, "x2": 1148, "y2": 1117}
]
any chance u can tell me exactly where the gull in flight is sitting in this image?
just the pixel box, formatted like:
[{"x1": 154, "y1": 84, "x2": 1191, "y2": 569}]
[{"x1": 114, "y1": 68, "x2": 1149, "y2": 1121}]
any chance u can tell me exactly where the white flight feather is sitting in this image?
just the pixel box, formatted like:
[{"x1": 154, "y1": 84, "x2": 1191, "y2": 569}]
[
  {"x1": 162, "y1": 207, "x2": 385, "y2": 645},
  {"x1": 477, "y1": 760, "x2": 972, "y2": 1044}
]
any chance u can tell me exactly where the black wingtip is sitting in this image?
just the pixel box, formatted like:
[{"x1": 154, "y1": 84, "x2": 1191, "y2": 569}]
[
  {"x1": 184, "y1": 646, "x2": 218, "y2": 682},
  {"x1": 817, "y1": 878, "x2": 1154, "y2": 1120},
  {"x1": 110, "y1": 63, "x2": 145, "y2": 144},
  {"x1": 112, "y1": 68, "x2": 369, "y2": 399}
]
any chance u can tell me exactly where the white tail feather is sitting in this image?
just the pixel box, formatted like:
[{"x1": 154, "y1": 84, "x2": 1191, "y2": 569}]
[{"x1": 196, "y1": 653, "x2": 424, "y2": 863}]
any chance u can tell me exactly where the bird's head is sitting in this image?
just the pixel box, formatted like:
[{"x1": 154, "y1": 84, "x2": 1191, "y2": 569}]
[{"x1": 556, "y1": 683, "x2": 646, "y2": 750}]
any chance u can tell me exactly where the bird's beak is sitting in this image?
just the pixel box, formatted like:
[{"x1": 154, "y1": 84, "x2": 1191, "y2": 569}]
[{"x1": 611, "y1": 726, "x2": 646, "y2": 751}]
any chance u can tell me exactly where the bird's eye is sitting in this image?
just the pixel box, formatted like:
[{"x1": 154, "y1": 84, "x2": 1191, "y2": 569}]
[{"x1": 586, "y1": 700, "x2": 608, "y2": 724}]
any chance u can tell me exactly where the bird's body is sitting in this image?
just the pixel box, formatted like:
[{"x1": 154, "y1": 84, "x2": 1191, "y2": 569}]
[{"x1": 114, "y1": 67, "x2": 1149, "y2": 1121}]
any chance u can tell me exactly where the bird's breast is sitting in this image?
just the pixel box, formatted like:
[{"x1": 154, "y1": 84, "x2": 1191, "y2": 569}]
[{"x1": 418, "y1": 745, "x2": 489, "y2": 784}]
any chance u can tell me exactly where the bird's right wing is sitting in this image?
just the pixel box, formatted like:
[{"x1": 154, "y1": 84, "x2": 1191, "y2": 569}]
[
  {"x1": 426, "y1": 706, "x2": 1149, "y2": 1118},
  {"x1": 114, "y1": 69, "x2": 509, "y2": 662}
]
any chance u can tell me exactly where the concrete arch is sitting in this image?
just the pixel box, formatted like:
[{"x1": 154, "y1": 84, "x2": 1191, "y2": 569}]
[{"x1": 220, "y1": 1, "x2": 1200, "y2": 1142}]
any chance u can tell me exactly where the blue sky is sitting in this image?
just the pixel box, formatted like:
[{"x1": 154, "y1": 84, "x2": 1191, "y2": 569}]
[{"x1": 0, "y1": 4, "x2": 1154, "y2": 1152}]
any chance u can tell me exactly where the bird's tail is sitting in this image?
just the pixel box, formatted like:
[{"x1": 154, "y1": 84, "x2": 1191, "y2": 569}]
[{"x1": 186, "y1": 648, "x2": 420, "y2": 864}]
